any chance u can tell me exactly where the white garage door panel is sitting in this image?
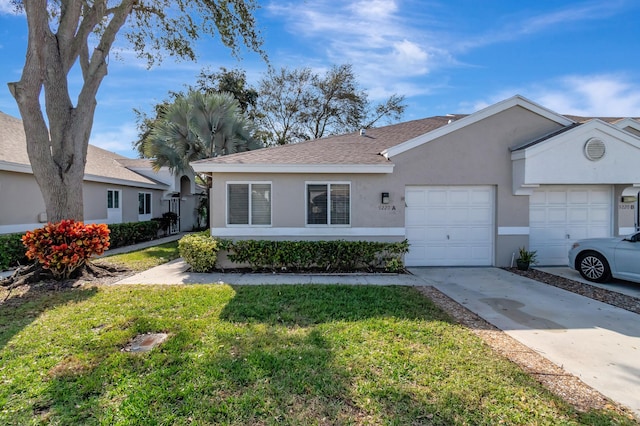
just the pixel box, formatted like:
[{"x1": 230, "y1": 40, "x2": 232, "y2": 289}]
[
  {"x1": 530, "y1": 185, "x2": 612, "y2": 266},
  {"x1": 405, "y1": 186, "x2": 494, "y2": 266}
]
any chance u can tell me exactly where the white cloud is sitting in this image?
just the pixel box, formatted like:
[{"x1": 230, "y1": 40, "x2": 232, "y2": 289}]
[
  {"x1": 456, "y1": 1, "x2": 630, "y2": 51},
  {"x1": 469, "y1": 74, "x2": 640, "y2": 117},
  {"x1": 267, "y1": 0, "x2": 636, "y2": 105},
  {"x1": 0, "y1": 0, "x2": 20, "y2": 14},
  {"x1": 90, "y1": 122, "x2": 139, "y2": 157},
  {"x1": 519, "y1": 1, "x2": 624, "y2": 34},
  {"x1": 348, "y1": 0, "x2": 399, "y2": 20},
  {"x1": 266, "y1": 0, "x2": 449, "y2": 99}
]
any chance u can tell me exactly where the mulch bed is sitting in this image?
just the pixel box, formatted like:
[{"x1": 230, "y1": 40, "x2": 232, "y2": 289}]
[{"x1": 506, "y1": 267, "x2": 640, "y2": 315}]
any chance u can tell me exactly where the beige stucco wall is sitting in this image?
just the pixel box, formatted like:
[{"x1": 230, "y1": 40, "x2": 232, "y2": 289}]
[
  {"x1": 615, "y1": 184, "x2": 639, "y2": 233},
  {"x1": 0, "y1": 171, "x2": 47, "y2": 226},
  {"x1": 389, "y1": 106, "x2": 563, "y2": 266},
  {"x1": 208, "y1": 106, "x2": 640, "y2": 267},
  {"x1": 83, "y1": 181, "x2": 110, "y2": 221},
  {"x1": 209, "y1": 106, "x2": 566, "y2": 266},
  {"x1": 211, "y1": 172, "x2": 401, "y2": 231},
  {"x1": 118, "y1": 187, "x2": 165, "y2": 223},
  {"x1": 0, "y1": 170, "x2": 173, "y2": 234}
]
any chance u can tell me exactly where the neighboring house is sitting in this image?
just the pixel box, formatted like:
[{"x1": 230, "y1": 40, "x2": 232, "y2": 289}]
[
  {"x1": 192, "y1": 95, "x2": 640, "y2": 267},
  {"x1": 0, "y1": 111, "x2": 201, "y2": 235}
]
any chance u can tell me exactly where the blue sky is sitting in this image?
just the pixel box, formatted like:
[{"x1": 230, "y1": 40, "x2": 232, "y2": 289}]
[{"x1": 1, "y1": 0, "x2": 640, "y2": 158}]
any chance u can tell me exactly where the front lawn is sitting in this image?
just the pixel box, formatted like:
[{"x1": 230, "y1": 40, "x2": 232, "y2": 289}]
[
  {"x1": 0, "y1": 284, "x2": 632, "y2": 425},
  {"x1": 96, "y1": 240, "x2": 181, "y2": 272}
]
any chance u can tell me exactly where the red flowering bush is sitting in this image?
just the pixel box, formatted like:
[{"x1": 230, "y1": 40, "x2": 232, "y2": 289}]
[{"x1": 22, "y1": 220, "x2": 110, "y2": 280}]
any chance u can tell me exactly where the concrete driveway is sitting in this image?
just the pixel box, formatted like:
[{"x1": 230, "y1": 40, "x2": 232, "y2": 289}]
[{"x1": 409, "y1": 267, "x2": 640, "y2": 418}]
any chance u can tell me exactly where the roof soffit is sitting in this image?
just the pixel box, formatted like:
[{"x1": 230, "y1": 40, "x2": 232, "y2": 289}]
[
  {"x1": 512, "y1": 119, "x2": 640, "y2": 160},
  {"x1": 615, "y1": 118, "x2": 640, "y2": 134}
]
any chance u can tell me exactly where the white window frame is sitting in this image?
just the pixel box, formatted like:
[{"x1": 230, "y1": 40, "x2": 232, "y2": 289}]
[
  {"x1": 138, "y1": 192, "x2": 152, "y2": 221},
  {"x1": 107, "y1": 189, "x2": 120, "y2": 209},
  {"x1": 226, "y1": 181, "x2": 272, "y2": 227},
  {"x1": 305, "y1": 181, "x2": 351, "y2": 227},
  {"x1": 107, "y1": 189, "x2": 122, "y2": 224}
]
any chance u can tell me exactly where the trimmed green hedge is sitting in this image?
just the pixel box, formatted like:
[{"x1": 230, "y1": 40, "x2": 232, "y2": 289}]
[
  {"x1": 0, "y1": 233, "x2": 29, "y2": 271},
  {"x1": 108, "y1": 221, "x2": 160, "y2": 249},
  {"x1": 224, "y1": 239, "x2": 409, "y2": 272}
]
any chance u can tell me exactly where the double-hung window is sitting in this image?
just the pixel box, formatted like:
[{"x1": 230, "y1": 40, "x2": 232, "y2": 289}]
[
  {"x1": 307, "y1": 182, "x2": 350, "y2": 225},
  {"x1": 227, "y1": 182, "x2": 271, "y2": 225},
  {"x1": 107, "y1": 189, "x2": 120, "y2": 209},
  {"x1": 107, "y1": 189, "x2": 122, "y2": 223},
  {"x1": 138, "y1": 192, "x2": 152, "y2": 220}
]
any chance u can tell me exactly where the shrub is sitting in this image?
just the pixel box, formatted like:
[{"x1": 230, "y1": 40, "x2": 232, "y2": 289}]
[
  {"x1": 22, "y1": 220, "x2": 110, "y2": 279},
  {"x1": 178, "y1": 232, "x2": 219, "y2": 272},
  {"x1": 225, "y1": 239, "x2": 409, "y2": 272},
  {"x1": 0, "y1": 232, "x2": 29, "y2": 271},
  {"x1": 108, "y1": 221, "x2": 159, "y2": 249}
]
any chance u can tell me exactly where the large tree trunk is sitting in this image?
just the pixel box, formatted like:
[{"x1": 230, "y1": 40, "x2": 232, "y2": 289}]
[
  {"x1": 6, "y1": 0, "x2": 259, "y2": 223},
  {"x1": 7, "y1": 1, "x2": 131, "y2": 222}
]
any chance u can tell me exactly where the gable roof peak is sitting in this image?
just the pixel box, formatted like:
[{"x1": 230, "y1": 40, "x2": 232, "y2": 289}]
[{"x1": 381, "y1": 94, "x2": 574, "y2": 159}]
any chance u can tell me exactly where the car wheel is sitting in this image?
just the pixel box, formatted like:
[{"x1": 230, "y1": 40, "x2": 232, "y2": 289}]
[{"x1": 577, "y1": 252, "x2": 611, "y2": 283}]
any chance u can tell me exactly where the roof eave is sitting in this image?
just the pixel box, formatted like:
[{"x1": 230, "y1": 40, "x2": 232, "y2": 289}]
[
  {"x1": 0, "y1": 160, "x2": 32, "y2": 173},
  {"x1": 191, "y1": 163, "x2": 394, "y2": 174},
  {"x1": 82, "y1": 174, "x2": 170, "y2": 189}
]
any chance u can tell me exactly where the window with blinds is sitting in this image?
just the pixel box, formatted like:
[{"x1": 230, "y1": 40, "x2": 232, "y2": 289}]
[
  {"x1": 307, "y1": 182, "x2": 350, "y2": 226},
  {"x1": 227, "y1": 183, "x2": 271, "y2": 225}
]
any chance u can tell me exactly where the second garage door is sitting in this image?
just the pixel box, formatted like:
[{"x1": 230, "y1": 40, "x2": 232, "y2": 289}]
[
  {"x1": 405, "y1": 186, "x2": 494, "y2": 266},
  {"x1": 530, "y1": 185, "x2": 612, "y2": 266}
]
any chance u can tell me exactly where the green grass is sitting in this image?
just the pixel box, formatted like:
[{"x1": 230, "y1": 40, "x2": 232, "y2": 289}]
[
  {"x1": 96, "y1": 241, "x2": 180, "y2": 272},
  {"x1": 0, "y1": 284, "x2": 634, "y2": 425}
]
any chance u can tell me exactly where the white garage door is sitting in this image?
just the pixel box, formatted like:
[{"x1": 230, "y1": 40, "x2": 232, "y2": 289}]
[
  {"x1": 405, "y1": 186, "x2": 494, "y2": 266},
  {"x1": 530, "y1": 185, "x2": 612, "y2": 266}
]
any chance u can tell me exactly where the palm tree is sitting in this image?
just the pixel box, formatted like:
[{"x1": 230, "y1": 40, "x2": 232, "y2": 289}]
[{"x1": 143, "y1": 91, "x2": 261, "y2": 174}]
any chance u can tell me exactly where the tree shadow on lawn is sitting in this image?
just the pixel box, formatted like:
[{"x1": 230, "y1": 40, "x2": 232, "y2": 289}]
[
  {"x1": 0, "y1": 284, "x2": 98, "y2": 351},
  {"x1": 16, "y1": 285, "x2": 462, "y2": 424},
  {"x1": 219, "y1": 284, "x2": 451, "y2": 326},
  {"x1": 5, "y1": 285, "x2": 625, "y2": 424}
]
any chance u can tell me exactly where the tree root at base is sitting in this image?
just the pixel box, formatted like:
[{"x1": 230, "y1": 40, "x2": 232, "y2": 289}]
[{"x1": 1, "y1": 262, "x2": 128, "y2": 301}]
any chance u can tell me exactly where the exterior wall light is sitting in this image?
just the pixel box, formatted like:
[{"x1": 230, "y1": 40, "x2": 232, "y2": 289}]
[{"x1": 381, "y1": 192, "x2": 390, "y2": 204}]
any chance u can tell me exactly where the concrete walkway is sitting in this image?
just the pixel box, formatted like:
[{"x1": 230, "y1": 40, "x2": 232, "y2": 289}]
[
  {"x1": 115, "y1": 263, "x2": 640, "y2": 416},
  {"x1": 115, "y1": 258, "x2": 428, "y2": 286}
]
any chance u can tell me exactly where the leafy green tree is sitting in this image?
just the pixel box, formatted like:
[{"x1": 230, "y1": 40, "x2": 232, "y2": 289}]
[
  {"x1": 195, "y1": 67, "x2": 259, "y2": 114},
  {"x1": 134, "y1": 67, "x2": 260, "y2": 156},
  {"x1": 255, "y1": 64, "x2": 406, "y2": 145},
  {"x1": 7, "y1": 0, "x2": 264, "y2": 222},
  {"x1": 142, "y1": 91, "x2": 261, "y2": 175}
]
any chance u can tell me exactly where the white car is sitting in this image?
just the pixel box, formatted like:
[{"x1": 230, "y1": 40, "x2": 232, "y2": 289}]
[{"x1": 568, "y1": 231, "x2": 640, "y2": 283}]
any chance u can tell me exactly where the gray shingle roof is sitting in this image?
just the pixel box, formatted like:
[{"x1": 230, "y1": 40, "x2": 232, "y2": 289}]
[
  {"x1": 192, "y1": 115, "x2": 467, "y2": 166},
  {"x1": 0, "y1": 111, "x2": 163, "y2": 187},
  {"x1": 193, "y1": 111, "x2": 640, "y2": 168}
]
